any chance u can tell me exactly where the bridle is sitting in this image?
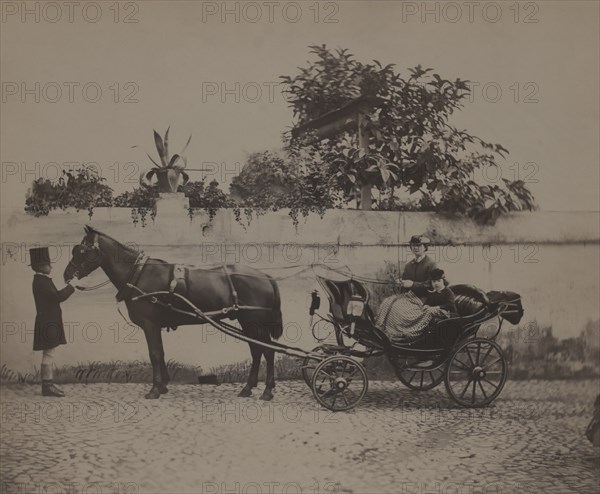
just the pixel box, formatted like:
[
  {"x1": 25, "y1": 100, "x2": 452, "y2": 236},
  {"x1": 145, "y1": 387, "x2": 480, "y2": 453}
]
[{"x1": 67, "y1": 234, "x2": 102, "y2": 279}]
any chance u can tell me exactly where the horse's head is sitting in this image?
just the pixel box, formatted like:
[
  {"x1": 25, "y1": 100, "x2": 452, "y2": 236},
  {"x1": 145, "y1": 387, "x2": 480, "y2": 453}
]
[{"x1": 64, "y1": 225, "x2": 103, "y2": 282}]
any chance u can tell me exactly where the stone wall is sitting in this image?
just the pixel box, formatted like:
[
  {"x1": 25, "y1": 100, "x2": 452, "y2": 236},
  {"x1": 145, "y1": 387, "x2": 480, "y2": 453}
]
[{"x1": 1, "y1": 207, "x2": 599, "y2": 373}]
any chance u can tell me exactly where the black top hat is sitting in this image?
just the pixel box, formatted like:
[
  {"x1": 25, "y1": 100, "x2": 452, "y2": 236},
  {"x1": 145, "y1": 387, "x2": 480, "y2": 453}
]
[
  {"x1": 29, "y1": 247, "x2": 51, "y2": 267},
  {"x1": 429, "y1": 268, "x2": 446, "y2": 281},
  {"x1": 409, "y1": 235, "x2": 431, "y2": 245}
]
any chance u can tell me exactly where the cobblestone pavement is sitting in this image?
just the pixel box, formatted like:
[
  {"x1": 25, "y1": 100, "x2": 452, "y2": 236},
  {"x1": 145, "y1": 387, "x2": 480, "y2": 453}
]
[{"x1": 1, "y1": 380, "x2": 598, "y2": 494}]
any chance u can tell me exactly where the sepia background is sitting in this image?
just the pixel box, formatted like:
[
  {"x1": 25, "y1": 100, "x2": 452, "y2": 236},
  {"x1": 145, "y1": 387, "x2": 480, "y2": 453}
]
[{"x1": 1, "y1": 2, "x2": 599, "y2": 494}]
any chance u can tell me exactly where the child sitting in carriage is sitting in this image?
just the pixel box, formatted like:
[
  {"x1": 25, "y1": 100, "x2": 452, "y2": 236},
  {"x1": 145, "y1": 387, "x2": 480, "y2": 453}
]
[{"x1": 376, "y1": 269, "x2": 456, "y2": 345}]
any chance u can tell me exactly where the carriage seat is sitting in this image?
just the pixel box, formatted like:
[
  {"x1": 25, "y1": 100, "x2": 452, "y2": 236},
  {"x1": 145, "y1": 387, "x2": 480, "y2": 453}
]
[{"x1": 449, "y1": 284, "x2": 489, "y2": 317}]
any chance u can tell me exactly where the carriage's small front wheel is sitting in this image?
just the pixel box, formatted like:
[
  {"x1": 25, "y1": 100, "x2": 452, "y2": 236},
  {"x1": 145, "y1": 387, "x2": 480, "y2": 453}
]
[
  {"x1": 311, "y1": 355, "x2": 368, "y2": 411},
  {"x1": 445, "y1": 338, "x2": 508, "y2": 408},
  {"x1": 302, "y1": 346, "x2": 328, "y2": 388},
  {"x1": 398, "y1": 364, "x2": 445, "y2": 391}
]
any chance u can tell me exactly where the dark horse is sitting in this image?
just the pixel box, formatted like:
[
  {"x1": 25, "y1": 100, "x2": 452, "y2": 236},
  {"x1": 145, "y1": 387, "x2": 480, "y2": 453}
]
[{"x1": 64, "y1": 226, "x2": 283, "y2": 400}]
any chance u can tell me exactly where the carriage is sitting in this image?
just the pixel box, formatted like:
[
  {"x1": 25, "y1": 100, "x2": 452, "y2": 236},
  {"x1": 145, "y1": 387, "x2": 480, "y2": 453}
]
[
  {"x1": 66, "y1": 227, "x2": 524, "y2": 410},
  {"x1": 300, "y1": 276, "x2": 524, "y2": 411}
]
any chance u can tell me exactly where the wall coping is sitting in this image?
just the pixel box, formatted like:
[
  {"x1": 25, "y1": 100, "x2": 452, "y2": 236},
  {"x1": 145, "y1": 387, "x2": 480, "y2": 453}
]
[{"x1": 2, "y1": 208, "x2": 599, "y2": 246}]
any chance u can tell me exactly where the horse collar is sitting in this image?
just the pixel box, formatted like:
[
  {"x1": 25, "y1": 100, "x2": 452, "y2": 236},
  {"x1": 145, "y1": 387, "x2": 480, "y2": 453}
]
[{"x1": 116, "y1": 253, "x2": 148, "y2": 302}]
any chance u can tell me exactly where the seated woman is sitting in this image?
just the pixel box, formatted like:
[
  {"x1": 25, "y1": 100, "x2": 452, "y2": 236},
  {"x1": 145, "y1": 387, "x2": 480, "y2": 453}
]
[
  {"x1": 376, "y1": 269, "x2": 456, "y2": 345},
  {"x1": 399, "y1": 235, "x2": 438, "y2": 297}
]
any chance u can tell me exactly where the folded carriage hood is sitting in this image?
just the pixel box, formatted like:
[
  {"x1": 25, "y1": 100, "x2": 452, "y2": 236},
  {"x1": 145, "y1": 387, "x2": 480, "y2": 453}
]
[{"x1": 486, "y1": 290, "x2": 524, "y2": 325}]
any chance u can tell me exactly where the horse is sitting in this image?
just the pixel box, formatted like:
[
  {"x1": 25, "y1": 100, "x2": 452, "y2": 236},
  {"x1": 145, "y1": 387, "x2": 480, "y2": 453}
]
[{"x1": 64, "y1": 226, "x2": 284, "y2": 400}]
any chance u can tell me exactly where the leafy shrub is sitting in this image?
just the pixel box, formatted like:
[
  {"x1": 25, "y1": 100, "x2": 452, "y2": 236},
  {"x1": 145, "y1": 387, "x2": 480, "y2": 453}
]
[
  {"x1": 113, "y1": 185, "x2": 158, "y2": 227},
  {"x1": 25, "y1": 168, "x2": 113, "y2": 219}
]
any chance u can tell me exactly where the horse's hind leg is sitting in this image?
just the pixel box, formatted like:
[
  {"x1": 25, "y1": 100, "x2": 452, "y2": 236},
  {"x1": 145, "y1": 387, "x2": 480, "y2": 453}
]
[
  {"x1": 260, "y1": 348, "x2": 275, "y2": 401},
  {"x1": 238, "y1": 343, "x2": 262, "y2": 397},
  {"x1": 157, "y1": 331, "x2": 169, "y2": 394}
]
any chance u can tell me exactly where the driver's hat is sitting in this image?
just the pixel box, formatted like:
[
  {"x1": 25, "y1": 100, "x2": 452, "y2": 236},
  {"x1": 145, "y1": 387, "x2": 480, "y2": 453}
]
[{"x1": 409, "y1": 235, "x2": 431, "y2": 249}]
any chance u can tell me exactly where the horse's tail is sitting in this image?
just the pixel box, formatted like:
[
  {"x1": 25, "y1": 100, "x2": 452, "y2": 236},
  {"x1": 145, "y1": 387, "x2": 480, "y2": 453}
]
[{"x1": 268, "y1": 277, "x2": 284, "y2": 340}]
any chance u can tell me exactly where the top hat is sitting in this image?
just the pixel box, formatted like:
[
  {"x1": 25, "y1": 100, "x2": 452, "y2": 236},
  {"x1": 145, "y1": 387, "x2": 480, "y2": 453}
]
[
  {"x1": 409, "y1": 235, "x2": 431, "y2": 246},
  {"x1": 29, "y1": 247, "x2": 52, "y2": 267}
]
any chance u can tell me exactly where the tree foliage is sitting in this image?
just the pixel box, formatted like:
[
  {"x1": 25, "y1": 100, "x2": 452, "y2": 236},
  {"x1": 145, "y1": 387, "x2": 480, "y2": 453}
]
[
  {"x1": 230, "y1": 136, "x2": 342, "y2": 227},
  {"x1": 276, "y1": 45, "x2": 537, "y2": 223}
]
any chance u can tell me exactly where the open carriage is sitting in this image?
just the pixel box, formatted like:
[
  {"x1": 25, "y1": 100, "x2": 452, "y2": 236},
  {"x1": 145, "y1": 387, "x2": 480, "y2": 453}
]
[{"x1": 301, "y1": 276, "x2": 524, "y2": 411}]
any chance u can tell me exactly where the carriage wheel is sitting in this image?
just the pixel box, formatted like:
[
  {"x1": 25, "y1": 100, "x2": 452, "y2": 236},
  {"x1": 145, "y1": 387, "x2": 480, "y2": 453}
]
[
  {"x1": 398, "y1": 365, "x2": 445, "y2": 391},
  {"x1": 311, "y1": 355, "x2": 368, "y2": 411},
  {"x1": 445, "y1": 338, "x2": 508, "y2": 408},
  {"x1": 301, "y1": 346, "x2": 330, "y2": 388}
]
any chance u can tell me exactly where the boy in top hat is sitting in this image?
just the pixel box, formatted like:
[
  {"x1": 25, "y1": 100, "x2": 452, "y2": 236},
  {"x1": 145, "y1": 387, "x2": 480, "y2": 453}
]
[
  {"x1": 399, "y1": 235, "x2": 438, "y2": 297},
  {"x1": 30, "y1": 246, "x2": 75, "y2": 397}
]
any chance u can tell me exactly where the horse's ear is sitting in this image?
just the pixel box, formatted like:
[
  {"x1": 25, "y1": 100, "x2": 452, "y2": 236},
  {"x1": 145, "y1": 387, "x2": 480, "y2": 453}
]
[{"x1": 84, "y1": 225, "x2": 93, "y2": 234}]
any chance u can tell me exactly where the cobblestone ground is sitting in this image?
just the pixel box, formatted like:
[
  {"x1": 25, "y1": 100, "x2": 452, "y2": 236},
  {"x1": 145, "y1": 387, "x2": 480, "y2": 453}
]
[{"x1": 1, "y1": 380, "x2": 598, "y2": 494}]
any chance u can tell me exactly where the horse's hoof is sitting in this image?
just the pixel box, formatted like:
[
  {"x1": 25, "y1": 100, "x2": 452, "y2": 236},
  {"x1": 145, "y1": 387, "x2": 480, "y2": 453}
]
[
  {"x1": 145, "y1": 389, "x2": 161, "y2": 399},
  {"x1": 238, "y1": 388, "x2": 252, "y2": 397},
  {"x1": 260, "y1": 391, "x2": 274, "y2": 401}
]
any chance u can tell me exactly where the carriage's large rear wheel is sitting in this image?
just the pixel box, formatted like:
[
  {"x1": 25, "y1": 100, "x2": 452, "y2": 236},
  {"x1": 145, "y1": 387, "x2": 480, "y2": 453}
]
[
  {"x1": 311, "y1": 355, "x2": 368, "y2": 411},
  {"x1": 398, "y1": 364, "x2": 445, "y2": 391},
  {"x1": 445, "y1": 338, "x2": 508, "y2": 408}
]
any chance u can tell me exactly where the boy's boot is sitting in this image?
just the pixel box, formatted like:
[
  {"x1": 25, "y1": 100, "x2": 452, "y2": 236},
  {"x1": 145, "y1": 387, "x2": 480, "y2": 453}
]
[{"x1": 41, "y1": 363, "x2": 65, "y2": 397}]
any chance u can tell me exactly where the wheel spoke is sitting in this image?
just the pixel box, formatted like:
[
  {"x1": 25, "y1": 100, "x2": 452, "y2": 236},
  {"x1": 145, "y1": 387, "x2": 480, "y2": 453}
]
[
  {"x1": 453, "y1": 359, "x2": 471, "y2": 371},
  {"x1": 471, "y1": 379, "x2": 477, "y2": 404},
  {"x1": 483, "y1": 357, "x2": 502, "y2": 370},
  {"x1": 475, "y1": 342, "x2": 482, "y2": 366},
  {"x1": 479, "y1": 344, "x2": 494, "y2": 366},
  {"x1": 482, "y1": 377, "x2": 501, "y2": 391},
  {"x1": 465, "y1": 346, "x2": 476, "y2": 367},
  {"x1": 331, "y1": 393, "x2": 338, "y2": 409},
  {"x1": 340, "y1": 390, "x2": 350, "y2": 407},
  {"x1": 428, "y1": 371, "x2": 435, "y2": 384},
  {"x1": 319, "y1": 370, "x2": 338, "y2": 380},
  {"x1": 406, "y1": 371, "x2": 417, "y2": 384},
  {"x1": 419, "y1": 372, "x2": 425, "y2": 387},
  {"x1": 345, "y1": 366, "x2": 359, "y2": 378},
  {"x1": 459, "y1": 377, "x2": 473, "y2": 398},
  {"x1": 477, "y1": 380, "x2": 488, "y2": 400}
]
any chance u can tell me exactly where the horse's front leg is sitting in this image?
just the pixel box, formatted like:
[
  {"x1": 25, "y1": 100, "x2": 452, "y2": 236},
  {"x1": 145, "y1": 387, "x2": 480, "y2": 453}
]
[
  {"x1": 260, "y1": 349, "x2": 275, "y2": 401},
  {"x1": 142, "y1": 322, "x2": 166, "y2": 399}
]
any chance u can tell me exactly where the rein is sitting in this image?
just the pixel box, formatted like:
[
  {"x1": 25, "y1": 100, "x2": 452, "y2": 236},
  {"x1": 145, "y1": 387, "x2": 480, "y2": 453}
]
[{"x1": 75, "y1": 279, "x2": 112, "y2": 291}]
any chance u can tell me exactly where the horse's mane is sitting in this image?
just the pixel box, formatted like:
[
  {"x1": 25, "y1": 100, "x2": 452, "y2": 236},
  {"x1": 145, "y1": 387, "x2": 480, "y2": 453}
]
[{"x1": 85, "y1": 226, "x2": 138, "y2": 255}]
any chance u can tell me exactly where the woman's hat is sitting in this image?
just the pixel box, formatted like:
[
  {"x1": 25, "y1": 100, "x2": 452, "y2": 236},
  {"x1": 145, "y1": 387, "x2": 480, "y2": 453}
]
[
  {"x1": 429, "y1": 268, "x2": 446, "y2": 281},
  {"x1": 409, "y1": 235, "x2": 431, "y2": 246},
  {"x1": 29, "y1": 246, "x2": 51, "y2": 267}
]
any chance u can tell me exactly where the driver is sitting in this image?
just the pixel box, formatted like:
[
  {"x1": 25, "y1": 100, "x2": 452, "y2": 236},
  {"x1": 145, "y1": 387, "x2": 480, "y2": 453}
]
[{"x1": 398, "y1": 235, "x2": 438, "y2": 297}]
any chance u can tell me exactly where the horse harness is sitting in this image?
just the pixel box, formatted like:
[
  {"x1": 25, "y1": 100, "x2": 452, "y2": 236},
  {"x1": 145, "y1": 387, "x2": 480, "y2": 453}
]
[{"x1": 118, "y1": 255, "x2": 273, "y2": 330}]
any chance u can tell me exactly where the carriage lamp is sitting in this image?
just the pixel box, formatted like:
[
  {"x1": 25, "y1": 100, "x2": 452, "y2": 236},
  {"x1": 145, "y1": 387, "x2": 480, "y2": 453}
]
[
  {"x1": 346, "y1": 295, "x2": 365, "y2": 335},
  {"x1": 308, "y1": 290, "x2": 321, "y2": 327},
  {"x1": 309, "y1": 290, "x2": 321, "y2": 315}
]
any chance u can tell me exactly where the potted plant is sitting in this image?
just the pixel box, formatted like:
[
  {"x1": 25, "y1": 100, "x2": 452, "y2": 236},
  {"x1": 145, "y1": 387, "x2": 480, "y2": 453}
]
[{"x1": 136, "y1": 127, "x2": 191, "y2": 193}]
